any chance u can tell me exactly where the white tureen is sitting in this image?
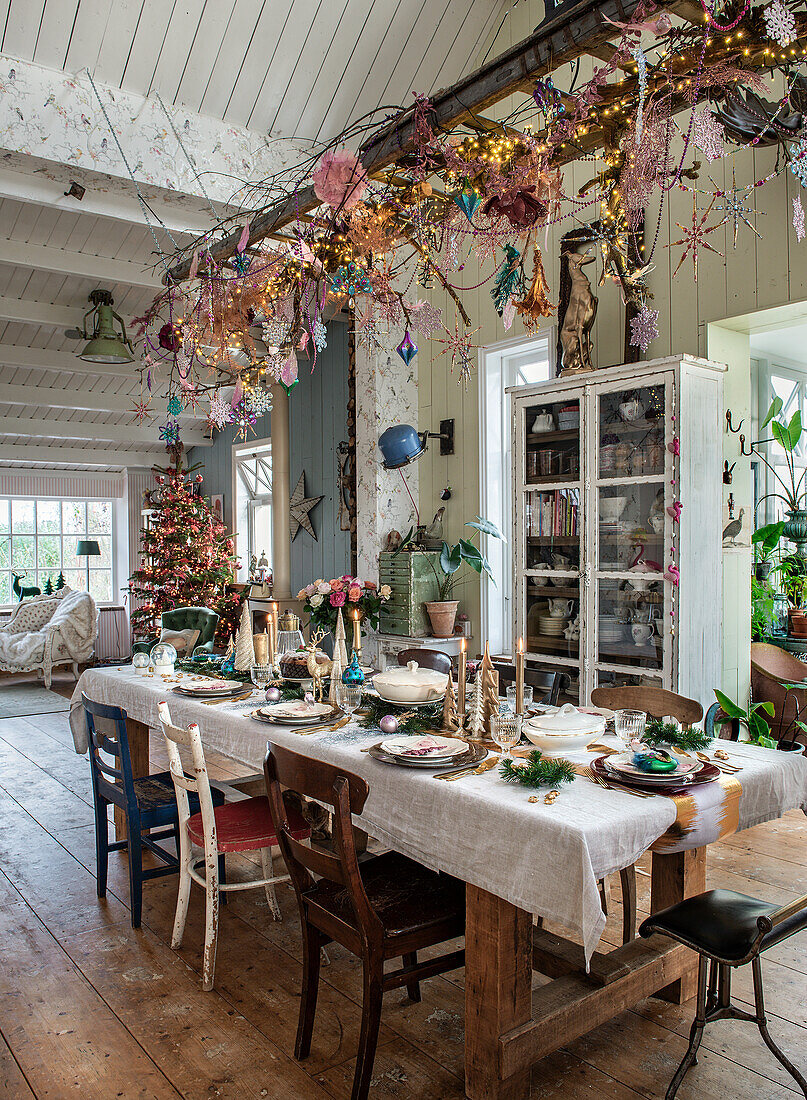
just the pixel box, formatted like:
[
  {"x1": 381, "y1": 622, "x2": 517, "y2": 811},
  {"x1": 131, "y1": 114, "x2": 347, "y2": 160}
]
[
  {"x1": 373, "y1": 661, "x2": 449, "y2": 704},
  {"x1": 523, "y1": 703, "x2": 605, "y2": 753}
]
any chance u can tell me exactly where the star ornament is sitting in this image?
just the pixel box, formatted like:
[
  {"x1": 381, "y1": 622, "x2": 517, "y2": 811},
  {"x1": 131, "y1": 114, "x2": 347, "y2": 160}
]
[
  {"x1": 289, "y1": 472, "x2": 323, "y2": 541},
  {"x1": 435, "y1": 317, "x2": 481, "y2": 377},
  {"x1": 671, "y1": 196, "x2": 723, "y2": 281},
  {"x1": 710, "y1": 169, "x2": 762, "y2": 248},
  {"x1": 131, "y1": 397, "x2": 152, "y2": 423}
]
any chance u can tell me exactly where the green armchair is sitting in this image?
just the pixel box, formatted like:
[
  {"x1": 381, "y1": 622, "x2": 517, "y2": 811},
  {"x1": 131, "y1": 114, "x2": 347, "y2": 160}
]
[{"x1": 132, "y1": 606, "x2": 220, "y2": 656}]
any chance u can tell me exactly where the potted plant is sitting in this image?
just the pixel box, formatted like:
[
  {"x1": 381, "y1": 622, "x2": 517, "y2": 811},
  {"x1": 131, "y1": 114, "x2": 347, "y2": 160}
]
[
  {"x1": 753, "y1": 399, "x2": 807, "y2": 555},
  {"x1": 773, "y1": 553, "x2": 807, "y2": 636},
  {"x1": 713, "y1": 689, "x2": 777, "y2": 748},
  {"x1": 397, "y1": 516, "x2": 505, "y2": 637},
  {"x1": 751, "y1": 574, "x2": 774, "y2": 641},
  {"x1": 751, "y1": 520, "x2": 784, "y2": 583}
]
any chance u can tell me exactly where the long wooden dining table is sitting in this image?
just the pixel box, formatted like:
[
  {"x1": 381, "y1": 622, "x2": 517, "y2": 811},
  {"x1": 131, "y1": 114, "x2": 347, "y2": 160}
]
[{"x1": 71, "y1": 666, "x2": 807, "y2": 1100}]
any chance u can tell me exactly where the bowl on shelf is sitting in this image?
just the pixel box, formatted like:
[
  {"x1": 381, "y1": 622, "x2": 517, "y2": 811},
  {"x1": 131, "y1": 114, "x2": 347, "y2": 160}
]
[
  {"x1": 599, "y1": 496, "x2": 628, "y2": 524},
  {"x1": 523, "y1": 704, "x2": 605, "y2": 754},
  {"x1": 373, "y1": 661, "x2": 448, "y2": 704}
]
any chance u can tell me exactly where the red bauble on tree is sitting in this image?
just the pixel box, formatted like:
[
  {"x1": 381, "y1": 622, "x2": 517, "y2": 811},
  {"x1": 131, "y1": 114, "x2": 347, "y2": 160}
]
[{"x1": 129, "y1": 468, "x2": 241, "y2": 648}]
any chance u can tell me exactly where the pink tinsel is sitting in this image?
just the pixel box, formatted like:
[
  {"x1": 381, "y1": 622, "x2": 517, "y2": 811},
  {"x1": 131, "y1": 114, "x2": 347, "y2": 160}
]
[{"x1": 312, "y1": 149, "x2": 368, "y2": 211}]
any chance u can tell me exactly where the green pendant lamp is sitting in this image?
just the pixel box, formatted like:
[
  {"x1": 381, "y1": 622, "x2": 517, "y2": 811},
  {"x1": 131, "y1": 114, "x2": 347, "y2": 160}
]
[{"x1": 71, "y1": 289, "x2": 135, "y2": 364}]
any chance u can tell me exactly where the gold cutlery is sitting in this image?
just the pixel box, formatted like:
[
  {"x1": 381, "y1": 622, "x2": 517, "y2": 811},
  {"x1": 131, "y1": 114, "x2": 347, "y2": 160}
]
[
  {"x1": 297, "y1": 715, "x2": 351, "y2": 736},
  {"x1": 201, "y1": 690, "x2": 254, "y2": 705},
  {"x1": 439, "y1": 755, "x2": 500, "y2": 782},
  {"x1": 587, "y1": 767, "x2": 653, "y2": 797},
  {"x1": 695, "y1": 751, "x2": 741, "y2": 773}
]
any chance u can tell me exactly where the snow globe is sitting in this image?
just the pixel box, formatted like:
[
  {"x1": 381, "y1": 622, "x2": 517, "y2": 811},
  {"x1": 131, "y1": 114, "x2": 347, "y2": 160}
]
[
  {"x1": 150, "y1": 641, "x2": 177, "y2": 675},
  {"x1": 132, "y1": 651, "x2": 151, "y2": 677}
]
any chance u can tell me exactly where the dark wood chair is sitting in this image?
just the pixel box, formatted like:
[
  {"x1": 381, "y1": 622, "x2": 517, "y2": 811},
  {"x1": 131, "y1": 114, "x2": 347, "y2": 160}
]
[
  {"x1": 263, "y1": 744, "x2": 465, "y2": 1100},
  {"x1": 589, "y1": 686, "x2": 704, "y2": 945},
  {"x1": 492, "y1": 661, "x2": 568, "y2": 705},
  {"x1": 640, "y1": 889, "x2": 807, "y2": 1098},
  {"x1": 396, "y1": 647, "x2": 453, "y2": 675},
  {"x1": 83, "y1": 693, "x2": 225, "y2": 928}
]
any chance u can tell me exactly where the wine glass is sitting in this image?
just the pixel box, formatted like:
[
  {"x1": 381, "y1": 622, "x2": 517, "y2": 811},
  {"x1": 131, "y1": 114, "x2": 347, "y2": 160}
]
[
  {"x1": 491, "y1": 713, "x2": 521, "y2": 759},
  {"x1": 614, "y1": 709, "x2": 646, "y2": 752},
  {"x1": 336, "y1": 682, "x2": 362, "y2": 718},
  {"x1": 250, "y1": 664, "x2": 271, "y2": 692}
]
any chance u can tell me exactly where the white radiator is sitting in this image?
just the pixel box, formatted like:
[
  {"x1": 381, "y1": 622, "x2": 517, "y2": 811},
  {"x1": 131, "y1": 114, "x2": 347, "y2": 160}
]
[{"x1": 96, "y1": 606, "x2": 129, "y2": 660}]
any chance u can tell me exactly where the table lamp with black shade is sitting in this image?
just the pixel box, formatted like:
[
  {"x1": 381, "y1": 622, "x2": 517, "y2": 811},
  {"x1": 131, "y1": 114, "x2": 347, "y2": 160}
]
[{"x1": 76, "y1": 539, "x2": 100, "y2": 593}]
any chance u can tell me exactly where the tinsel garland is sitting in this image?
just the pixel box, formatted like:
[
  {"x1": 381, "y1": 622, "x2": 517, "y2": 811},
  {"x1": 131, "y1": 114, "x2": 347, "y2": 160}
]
[
  {"x1": 499, "y1": 751, "x2": 576, "y2": 788},
  {"x1": 642, "y1": 718, "x2": 712, "y2": 751},
  {"x1": 359, "y1": 693, "x2": 444, "y2": 735}
]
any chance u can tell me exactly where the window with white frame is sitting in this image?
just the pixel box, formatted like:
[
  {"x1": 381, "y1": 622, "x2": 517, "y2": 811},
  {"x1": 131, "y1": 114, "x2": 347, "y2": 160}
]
[
  {"x1": 753, "y1": 357, "x2": 807, "y2": 524},
  {"x1": 479, "y1": 333, "x2": 553, "y2": 654},
  {"x1": 0, "y1": 497, "x2": 113, "y2": 605},
  {"x1": 234, "y1": 442, "x2": 272, "y2": 580}
]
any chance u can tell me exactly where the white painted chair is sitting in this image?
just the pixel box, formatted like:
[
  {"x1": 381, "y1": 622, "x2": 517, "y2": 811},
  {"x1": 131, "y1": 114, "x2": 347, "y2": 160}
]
[{"x1": 157, "y1": 701, "x2": 310, "y2": 991}]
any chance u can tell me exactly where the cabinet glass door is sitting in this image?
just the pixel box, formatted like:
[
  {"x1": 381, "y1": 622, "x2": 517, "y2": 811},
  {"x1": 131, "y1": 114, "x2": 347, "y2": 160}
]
[
  {"x1": 521, "y1": 393, "x2": 583, "y2": 701},
  {"x1": 593, "y1": 378, "x2": 670, "y2": 687}
]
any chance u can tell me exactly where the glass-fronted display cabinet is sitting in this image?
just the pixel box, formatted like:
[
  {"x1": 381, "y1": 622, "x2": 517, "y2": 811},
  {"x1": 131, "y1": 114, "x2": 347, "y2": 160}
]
[{"x1": 511, "y1": 356, "x2": 724, "y2": 707}]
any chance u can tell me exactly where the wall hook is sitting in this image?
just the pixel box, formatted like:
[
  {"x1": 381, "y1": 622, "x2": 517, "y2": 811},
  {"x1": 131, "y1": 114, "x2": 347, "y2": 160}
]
[
  {"x1": 739, "y1": 433, "x2": 754, "y2": 456},
  {"x1": 726, "y1": 410, "x2": 744, "y2": 434}
]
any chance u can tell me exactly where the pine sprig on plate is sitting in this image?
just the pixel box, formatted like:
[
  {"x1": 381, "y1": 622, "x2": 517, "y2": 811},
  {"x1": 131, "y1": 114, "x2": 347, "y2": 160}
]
[
  {"x1": 642, "y1": 719, "x2": 711, "y2": 752},
  {"x1": 499, "y1": 751, "x2": 576, "y2": 788}
]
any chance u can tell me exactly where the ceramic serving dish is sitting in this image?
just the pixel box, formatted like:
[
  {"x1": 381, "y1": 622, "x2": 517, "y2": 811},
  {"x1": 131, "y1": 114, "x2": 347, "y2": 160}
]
[
  {"x1": 523, "y1": 703, "x2": 605, "y2": 753},
  {"x1": 373, "y1": 661, "x2": 449, "y2": 704}
]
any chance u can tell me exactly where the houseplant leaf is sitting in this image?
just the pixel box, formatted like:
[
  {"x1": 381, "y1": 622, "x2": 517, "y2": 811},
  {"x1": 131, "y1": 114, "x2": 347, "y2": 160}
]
[
  {"x1": 440, "y1": 541, "x2": 462, "y2": 574},
  {"x1": 771, "y1": 420, "x2": 793, "y2": 452},
  {"x1": 789, "y1": 410, "x2": 803, "y2": 451},
  {"x1": 760, "y1": 396, "x2": 783, "y2": 431},
  {"x1": 465, "y1": 516, "x2": 506, "y2": 541}
]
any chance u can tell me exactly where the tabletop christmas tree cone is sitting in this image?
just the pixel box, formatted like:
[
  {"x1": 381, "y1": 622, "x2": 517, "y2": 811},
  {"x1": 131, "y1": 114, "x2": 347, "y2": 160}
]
[
  {"x1": 478, "y1": 642, "x2": 500, "y2": 738},
  {"x1": 329, "y1": 648, "x2": 344, "y2": 706},
  {"x1": 442, "y1": 674, "x2": 460, "y2": 733},
  {"x1": 234, "y1": 602, "x2": 255, "y2": 671},
  {"x1": 334, "y1": 608, "x2": 349, "y2": 669},
  {"x1": 466, "y1": 675, "x2": 486, "y2": 740}
]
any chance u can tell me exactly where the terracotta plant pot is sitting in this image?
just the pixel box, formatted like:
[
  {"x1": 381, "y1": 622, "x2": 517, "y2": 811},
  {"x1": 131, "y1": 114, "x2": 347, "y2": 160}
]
[
  {"x1": 788, "y1": 609, "x2": 807, "y2": 637},
  {"x1": 425, "y1": 600, "x2": 459, "y2": 637}
]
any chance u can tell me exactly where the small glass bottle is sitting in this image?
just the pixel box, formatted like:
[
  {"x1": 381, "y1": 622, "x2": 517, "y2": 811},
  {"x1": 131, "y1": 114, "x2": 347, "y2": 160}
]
[{"x1": 342, "y1": 650, "x2": 365, "y2": 686}]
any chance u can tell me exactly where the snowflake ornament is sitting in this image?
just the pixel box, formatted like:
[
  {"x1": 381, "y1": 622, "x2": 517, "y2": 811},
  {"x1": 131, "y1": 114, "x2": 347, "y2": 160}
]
[
  {"x1": 159, "y1": 419, "x2": 180, "y2": 445},
  {"x1": 245, "y1": 387, "x2": 273, "y2": 416},
  {"x1": 208, "y1": 391, "x2": 232, "y2": 431},
  {"x1": 312, "y1": 320, "x2": 327, "y2": 351},
  {"x1": 692, "y1": 110, "x2": 724, "y2": 162},
  {"x1": 408, "y1": 300, "x2": 443, "y2": 337},
  {"x1": 763, "y1": 0, "x2": 796, "y2": 47},
  {"x1": 435, "y1": 318, "x2": 481, "y2": 376},
  {"x1": 262, "y1": 317, "x2": 290, "y2": 348},
  {"x1": 794, "y1": 195, "x2": 806, "y2": 242},
  {"x1": 231, "y1": 400, "x2": 258, "y2": 440},
  {"x1": 671, "y1": 196, "x2": 723, "y2": 281},
  {"x1": 166, "y1": 393, "x2": 182, "y2": 416},
  {"x1": 711, "y1": 169, "x2": 761, "y2": 248},
  {"x1": 629, "y1": 305, "x2": 660, "y2": 352},
  {"x1": 790, "y1": 139, "x2": 807, "y2": 188}
]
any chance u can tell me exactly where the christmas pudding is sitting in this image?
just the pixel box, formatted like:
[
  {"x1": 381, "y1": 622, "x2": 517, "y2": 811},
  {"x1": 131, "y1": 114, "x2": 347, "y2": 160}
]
[{"x1": 279, "y1": 648, "x2": 329, "y2": 679}]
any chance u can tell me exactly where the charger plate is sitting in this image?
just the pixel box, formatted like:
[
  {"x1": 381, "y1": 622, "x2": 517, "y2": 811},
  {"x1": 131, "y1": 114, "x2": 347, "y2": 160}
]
[
  {"x1": 591, "y1": 754, "x2": 719, "y2": 793},
  {"x1": 367, "y1": 741, "x2": 486, "y2": 769}
]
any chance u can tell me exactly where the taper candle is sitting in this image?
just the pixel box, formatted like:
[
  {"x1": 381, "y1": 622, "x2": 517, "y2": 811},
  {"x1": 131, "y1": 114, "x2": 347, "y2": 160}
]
[
  {"x1": 458, "y1": 637, "x2": 467, "y2": 718},
  {"x1": 268, "y1": 602, "x2": 278, "y2": 666},
  {"x1": 352, "y1": 609, "x2": 361, "y2": 657},
  {"x1": 515, "y1": 637, "x2": 525, "y2": 715},
  {"x1": 253, "y1": 631, "x2": 269, "y2": 666}
]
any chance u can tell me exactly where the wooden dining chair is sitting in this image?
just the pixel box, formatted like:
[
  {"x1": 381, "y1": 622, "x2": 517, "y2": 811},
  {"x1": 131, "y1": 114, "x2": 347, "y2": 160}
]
[
  {"x1": 263, "y1": 743, "x2": 465, "y2": 1100},
  {"x1": 83, "y1": 693, "x2": 225, "y2": 928},
  {"x1": 590, "y1": 687, "x2": 704, "y2": 945},
  {"x1": 396, "y1": 647, "x2": 453, "y2": 675},
  {"x1": 492, "y1": 661, "x2": 569, "y2": 705},
  {"x1": 157, "y1": 701, "x2": 310, "y2": 991}
]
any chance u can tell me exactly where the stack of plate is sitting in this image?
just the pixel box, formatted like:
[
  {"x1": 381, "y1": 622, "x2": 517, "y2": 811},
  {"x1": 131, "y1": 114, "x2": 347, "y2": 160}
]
[
  {"x1": 173, "y1": 679, "x2": 247, "y2": 699},
  {"x1": 538, "y1": 614, "x2": 567, "y2": 636},
  {"x1": 252, "y1": 700, "x2": 339, "y2": 726},
  {"x1": 595, "y1": 752, "x2": 720, "y2": 791},
  {"x1": 371, "y1": 734, "x2": 475, "y2": 768}
]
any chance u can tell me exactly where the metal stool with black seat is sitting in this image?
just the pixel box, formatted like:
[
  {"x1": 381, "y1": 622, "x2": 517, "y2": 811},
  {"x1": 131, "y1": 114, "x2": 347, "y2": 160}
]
[
  {"x1": 639, "y1": 889, "x2": 807, "y2": 1099},
  {"x1": 83, "y1": 694, "x2": 225, "y2": 928}
]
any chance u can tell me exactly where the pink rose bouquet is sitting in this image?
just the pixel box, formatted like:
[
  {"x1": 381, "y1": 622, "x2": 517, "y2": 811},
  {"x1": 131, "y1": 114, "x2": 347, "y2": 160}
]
[{"x1": 300, "y1": 574, "x2": 390, "y2": 633}]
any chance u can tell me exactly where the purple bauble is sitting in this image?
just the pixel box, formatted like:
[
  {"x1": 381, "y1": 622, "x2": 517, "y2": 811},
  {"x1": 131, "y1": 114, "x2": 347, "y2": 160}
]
[
  {"x1": 379, "y1": 714, "x2": 399, "y2": 735},
  {"x1": 265, "y1": 686, "x2": 281, "y2": 703}
]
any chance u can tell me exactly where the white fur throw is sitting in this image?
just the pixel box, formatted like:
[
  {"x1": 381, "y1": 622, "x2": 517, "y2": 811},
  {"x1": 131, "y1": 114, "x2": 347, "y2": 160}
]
[{"x1": 0, "y1": 588, "x2": 98, "y2": 687}]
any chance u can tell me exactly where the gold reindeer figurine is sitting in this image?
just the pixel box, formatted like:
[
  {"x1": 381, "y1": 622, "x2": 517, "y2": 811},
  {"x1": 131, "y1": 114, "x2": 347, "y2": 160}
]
[
  {"x1": 306, "y1": 629, "x2": 333, "y2": 703},
  {"x1": 560, "y1": 248, "x2": 597, "y2": 375}
]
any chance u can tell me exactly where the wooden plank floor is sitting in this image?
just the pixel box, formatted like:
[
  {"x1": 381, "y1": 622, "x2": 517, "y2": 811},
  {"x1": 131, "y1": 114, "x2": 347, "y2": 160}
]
[{"x1": 0, "y1": 690, "x2": 805, "y2": 1098}]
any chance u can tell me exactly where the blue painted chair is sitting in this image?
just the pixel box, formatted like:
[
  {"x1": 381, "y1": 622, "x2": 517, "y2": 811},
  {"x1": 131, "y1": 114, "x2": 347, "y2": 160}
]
[{"x1": 83, "y1": 694, "x2": 225, "y2": 928}]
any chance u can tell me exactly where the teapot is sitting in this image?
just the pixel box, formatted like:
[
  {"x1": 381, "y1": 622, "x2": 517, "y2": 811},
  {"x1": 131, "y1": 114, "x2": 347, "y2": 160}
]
[
  {"x1": 619, "y1": 398, "x2": 644, "y2": 422},
  {"x1": 531, "y1": 412, "x2": 555, "y2": 433},
  {"x1": 548, "y1": 598, "x2": 573, "y2": 618},
  {"x1": 631, "y1": 623, "x2": 654, "y2": 646}
]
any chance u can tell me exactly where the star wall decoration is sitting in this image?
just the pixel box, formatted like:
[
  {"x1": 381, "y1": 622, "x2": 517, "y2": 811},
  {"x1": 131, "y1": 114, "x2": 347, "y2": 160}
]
[
  {"x1": 710, "y1": 169, "x2": 762, "y2": 248},
  {"x1": 670, "y1": 195, "x2": 723, "y2": 281},
  {"x1": 289, "y1": 471, "x2": 324, "y2": 540}
]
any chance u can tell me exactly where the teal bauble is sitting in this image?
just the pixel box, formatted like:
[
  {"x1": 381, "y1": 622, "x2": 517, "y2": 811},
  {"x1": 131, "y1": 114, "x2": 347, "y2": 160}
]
[{"x1": 342, "y1": 651, "x2": 365, "y2": 685}]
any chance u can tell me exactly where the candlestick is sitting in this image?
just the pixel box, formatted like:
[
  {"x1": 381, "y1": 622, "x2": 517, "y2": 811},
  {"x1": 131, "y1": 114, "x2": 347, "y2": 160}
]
[
  {"x1": 515, "y1": 637, "x2": 525, "y2": 715},
  {"x1": 268, "y1": 602, "x2": 278, "y2": 667},
  {"x1": 458, "y1": 638, "x2": 466, "y2": 720},
  {"x1": 352, "y1": 609, "x2": 362, "y2": 660}
]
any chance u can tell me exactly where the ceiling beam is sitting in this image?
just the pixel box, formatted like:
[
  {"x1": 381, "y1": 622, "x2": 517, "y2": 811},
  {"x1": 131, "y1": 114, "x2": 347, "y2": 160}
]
[
  {"x1": 0, "y1": 415, "x2": 211, "y2": 448},
  {"x1": 0, "y1": 443, "x2": 163, "y2": 468},
  {"x1": 0, "y1": 239, "x2": 164, "y2": 290},
  {"x1": 0, "y1": 295, "x2": 82, "y2": 329},
  {"x1": 0, "y1": 343, "x2": 138, "y2": 378},
  {"x1": 0, "y1": 382, "x2": 206, "y2": 421},
  {"x1": 166, "y1": 0, "x2": 652, "y2": 281}
]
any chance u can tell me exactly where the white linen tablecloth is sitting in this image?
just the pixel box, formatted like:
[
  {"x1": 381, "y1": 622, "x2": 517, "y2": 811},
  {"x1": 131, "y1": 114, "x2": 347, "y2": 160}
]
[{"x1": 71, "y1": 667, "x2": 807, "y2": 962}]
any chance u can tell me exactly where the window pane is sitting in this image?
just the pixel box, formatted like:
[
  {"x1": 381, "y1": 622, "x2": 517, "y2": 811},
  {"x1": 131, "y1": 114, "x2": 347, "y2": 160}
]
[
  {"x1": 37, "y1": 501, "x2": 61, "y2": 533},
  {"x1": 89, "y1": 571, "x2": 112, "y2": 602},
  {"x1": 62, "y1": 501, "x2": 86, "y2": 534},
  {"x1": 0, "y1": 541, "x2": 8, "y2": 569},
  {"x1": 0, "y1": 574, "x2": 11, "y2": 603},
  {"x1": 11, "y1": 536, "x2": 34, "y2": 569},
  {"x1": 93, "y1": 535, "x2": 112, "y2": 567},
  {"x1": 62, "y1": 569, "x2": 84, "y2": 592},
  {"x1": 87, "y1": 501, "x2": 111, "y2": 533},
  {"x1": 12, "y1": 500, "x2": 34, "y2": 533},
  {"x1": 62, "y1": 537, "x2": 82, "y2": 569},
  {"x1": 37, "y1": 535, "x2": 61, "y2": 571},
  {"x1": 0, "y1": 500, "x2": 9, "y2": 534}
]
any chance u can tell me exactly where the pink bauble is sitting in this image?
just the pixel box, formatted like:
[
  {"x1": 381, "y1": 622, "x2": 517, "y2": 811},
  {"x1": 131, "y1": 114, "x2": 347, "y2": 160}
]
[
  {"x1": 379, "y1": 714, "x2": 399, "y2": 735},
  {"x1": 265, "y1": 686, "x2": 281, "y2": 703}
]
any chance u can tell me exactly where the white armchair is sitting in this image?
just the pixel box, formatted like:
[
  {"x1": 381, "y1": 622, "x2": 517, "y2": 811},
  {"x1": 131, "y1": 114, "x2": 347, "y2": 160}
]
[{"x1": 0, "y1": 588, "x2": 98, "y2": 688}]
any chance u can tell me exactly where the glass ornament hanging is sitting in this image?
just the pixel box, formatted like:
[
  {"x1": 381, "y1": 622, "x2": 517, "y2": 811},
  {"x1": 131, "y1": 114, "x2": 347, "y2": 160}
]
[
  {"x1": 395, "y1": 330, "x2": 418, "y2": 366},
  {"x1": 159, "y1": 419, "x2": 180, "y2": 444},
  {"x1": 491, "y1": 245, "x2": 525, "y2": 317},
  {"x1": 342, "y1": 651, "x2": 365, "y2": 685},
  {"x1": 208, "y1": 391, "x2": 232, "y2": 431},
  {"x1": 330, "y1": 262, "x2": 372, "y2": 297},
  {"x1": 232, "y1": 251, "x2": 251, "y2": 275},
  {"x1": 452, "y1": 180, "x2": 481, "y2": 223},
  {"x1": 312, "y1": 320, "x2": 327, "y2": 351}
]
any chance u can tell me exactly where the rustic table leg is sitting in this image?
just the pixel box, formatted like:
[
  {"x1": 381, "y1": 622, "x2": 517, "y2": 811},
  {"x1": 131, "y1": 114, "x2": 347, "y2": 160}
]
[
  {"x1": 650, "y1": 847, "x2": 706, "y2": 1003},
  {"x1": 115, "y1": 718, "x2": 150, "y2": 841},
  {"x1": 465, "y1": 884, "x2": 532, "y2": 1100}
]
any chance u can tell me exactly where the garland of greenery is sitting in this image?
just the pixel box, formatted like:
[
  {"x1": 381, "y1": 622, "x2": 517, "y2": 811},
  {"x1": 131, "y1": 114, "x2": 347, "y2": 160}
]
[
  {"x1": 358, "y1": 693, "x2": 444, "y2": 735},
  {"x1": 642, "y1": 718, "x2": 711, "y2": 752},
  {"x1": 175, "y1": 658, "x2": 305, "y2": 701},
  {"x1": 499, "y1": 751, "x2": 576, "y2": 788}
]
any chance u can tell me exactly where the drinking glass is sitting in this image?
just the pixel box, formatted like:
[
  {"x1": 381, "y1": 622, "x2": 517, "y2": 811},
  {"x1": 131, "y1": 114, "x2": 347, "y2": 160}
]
[
  {"x1": 614, "y1": 709, "x2": 646, "y2": 751},
  {"x1": 250, "y1": 664, "x2": 271, "y2": 691},
  {"x1": 506, "y1": 685, "x2": 533, "y2": 714},
  {"x1": 491, "y1": 713, "x2": 521, "y2": 758},
  {"x1": 336, "y1": 682, "x2": 362, "y2": 717}
]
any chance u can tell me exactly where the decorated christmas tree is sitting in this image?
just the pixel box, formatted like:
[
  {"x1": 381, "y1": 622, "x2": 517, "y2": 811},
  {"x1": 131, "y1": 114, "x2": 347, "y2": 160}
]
[{"x1": 128, "y1": 463, "x2": 240, "y2": 648}]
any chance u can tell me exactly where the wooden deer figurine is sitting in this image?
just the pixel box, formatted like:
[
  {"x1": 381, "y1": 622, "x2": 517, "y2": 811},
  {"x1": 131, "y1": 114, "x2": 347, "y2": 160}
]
[
  {"x1": 560, "y1": 249, "x2": 597, "y2": 375},
  {"x1": 306, "y1": 629, "x2": 333, "y2": 703}
]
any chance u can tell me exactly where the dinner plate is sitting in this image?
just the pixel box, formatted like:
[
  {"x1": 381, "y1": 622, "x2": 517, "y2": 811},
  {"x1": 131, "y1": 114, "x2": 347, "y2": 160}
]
[
  {"x1": 372, "y1": 689, "x2": 445, "y2": 708},
  {"x1": 367, "y1": 741, "x2": 486, "y2": 769},
  {"x1": 592, "y1": 755, "x2": 720, "y2": 792},
  {"x1": 173, "y1": 681, "x2": 246, "y2": 698},
  {"x1": 250, "y1": 708, "x2": 345, "y2": 730},
  {"x1": 605, "y1": 752, "x2": 699, "y2": 782},
  {"x1": 258, "y1": 701, "x2": 336, "y2": 724},
  {"x1": 380, "y1": 734, "x2": 468, "y2": 760}
]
